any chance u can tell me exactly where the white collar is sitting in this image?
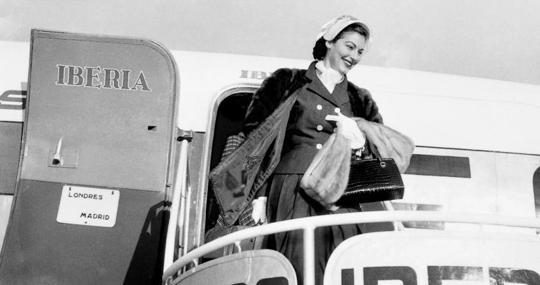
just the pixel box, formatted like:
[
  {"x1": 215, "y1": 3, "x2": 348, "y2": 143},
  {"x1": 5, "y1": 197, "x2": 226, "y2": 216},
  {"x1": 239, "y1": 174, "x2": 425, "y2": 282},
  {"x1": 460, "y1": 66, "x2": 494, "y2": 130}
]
[{"x1": 315, "y1": 61, "x2": 344, "y2": 93}]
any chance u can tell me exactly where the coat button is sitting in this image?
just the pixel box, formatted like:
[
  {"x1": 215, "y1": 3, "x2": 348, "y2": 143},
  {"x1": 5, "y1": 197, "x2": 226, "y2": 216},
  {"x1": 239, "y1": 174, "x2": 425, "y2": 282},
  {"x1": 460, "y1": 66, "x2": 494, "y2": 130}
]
[
  {"x1": 316, "y1": 125, "x2": 323, "y2": 131},
  {"x1": 316, "y1": 104, "x2": 323, "y2": 110},
  {"x1": 316, "y1": 143, "x2": 323, "y2": 149}
]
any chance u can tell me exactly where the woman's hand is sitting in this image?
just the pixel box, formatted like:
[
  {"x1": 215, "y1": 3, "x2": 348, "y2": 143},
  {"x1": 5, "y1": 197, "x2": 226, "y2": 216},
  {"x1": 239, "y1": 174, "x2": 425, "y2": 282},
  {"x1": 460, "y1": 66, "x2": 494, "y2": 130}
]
[
  {"x1": 251, "y1": 196, "x2": 267, "y2": 224},
  {"x1": 325, "y1": 112, "x2": 366, "y2": 149}
]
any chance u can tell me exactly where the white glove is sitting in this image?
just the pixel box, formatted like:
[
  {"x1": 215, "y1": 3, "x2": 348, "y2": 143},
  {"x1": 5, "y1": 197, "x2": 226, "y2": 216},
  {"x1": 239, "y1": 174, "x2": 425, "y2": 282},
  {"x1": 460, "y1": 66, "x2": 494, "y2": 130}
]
[
  {"x1": 325, "y1": 112, "x2": 366, "y2": 149},
  {"x1": 251, "y1": 197, "x2": 267, "y2": 224}
]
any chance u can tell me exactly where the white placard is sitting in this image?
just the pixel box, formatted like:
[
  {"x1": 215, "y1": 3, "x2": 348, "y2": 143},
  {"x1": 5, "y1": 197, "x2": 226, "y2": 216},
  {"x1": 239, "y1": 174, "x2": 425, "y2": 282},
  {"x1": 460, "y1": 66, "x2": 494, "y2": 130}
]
[{"x1": 56, "y1": 185, "x2": 120, "y2": 227}]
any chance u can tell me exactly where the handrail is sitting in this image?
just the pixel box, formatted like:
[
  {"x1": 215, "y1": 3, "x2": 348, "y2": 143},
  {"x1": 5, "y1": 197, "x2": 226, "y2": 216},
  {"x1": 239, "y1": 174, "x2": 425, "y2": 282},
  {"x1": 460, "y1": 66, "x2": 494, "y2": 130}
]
[
  {"x1": 162, "y1": 211, "x2": 540, "y2": 284},
  {"x1": 163, "y1": 139, "x2": 190, "y2": 271}
]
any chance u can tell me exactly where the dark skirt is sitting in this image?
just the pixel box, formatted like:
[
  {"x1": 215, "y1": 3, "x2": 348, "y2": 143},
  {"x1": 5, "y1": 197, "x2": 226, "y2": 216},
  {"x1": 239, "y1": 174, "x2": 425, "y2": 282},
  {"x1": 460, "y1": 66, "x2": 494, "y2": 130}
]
[{"x1": 265, "y1": 174, "x2": 362, "y2": 285}]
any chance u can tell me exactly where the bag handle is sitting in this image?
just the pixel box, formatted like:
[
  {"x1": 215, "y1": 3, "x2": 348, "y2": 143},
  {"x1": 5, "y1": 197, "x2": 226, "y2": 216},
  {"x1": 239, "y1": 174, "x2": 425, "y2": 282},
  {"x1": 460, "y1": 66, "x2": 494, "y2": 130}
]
[
  {"x1": 366, "y1": 140, "x2": 388, "y2": 168},
  {"x1": 368, "y1": 140, "x2": 382, "y2": 159}
]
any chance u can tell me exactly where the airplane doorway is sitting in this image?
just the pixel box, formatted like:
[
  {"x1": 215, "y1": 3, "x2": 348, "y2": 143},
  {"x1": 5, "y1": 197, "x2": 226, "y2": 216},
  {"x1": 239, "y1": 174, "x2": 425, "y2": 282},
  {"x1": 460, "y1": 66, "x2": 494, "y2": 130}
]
[{"x1": 206, "y1": 90, "x2": 254, "y2": 232}]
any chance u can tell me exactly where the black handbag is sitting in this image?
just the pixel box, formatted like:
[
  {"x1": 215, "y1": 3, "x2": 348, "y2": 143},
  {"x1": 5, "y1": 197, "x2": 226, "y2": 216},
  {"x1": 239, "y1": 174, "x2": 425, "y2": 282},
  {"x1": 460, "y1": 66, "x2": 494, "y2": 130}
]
[{"x1": 336, "y1": 143, "x2": 404, "y2": 207}]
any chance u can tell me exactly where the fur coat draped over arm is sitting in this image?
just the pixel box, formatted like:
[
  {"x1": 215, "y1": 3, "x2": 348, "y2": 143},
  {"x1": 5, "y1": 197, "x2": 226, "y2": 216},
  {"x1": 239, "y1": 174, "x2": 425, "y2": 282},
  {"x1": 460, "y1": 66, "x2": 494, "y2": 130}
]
[{"x1": 355, "y1": 117, "x2": 414, "y2": 173}]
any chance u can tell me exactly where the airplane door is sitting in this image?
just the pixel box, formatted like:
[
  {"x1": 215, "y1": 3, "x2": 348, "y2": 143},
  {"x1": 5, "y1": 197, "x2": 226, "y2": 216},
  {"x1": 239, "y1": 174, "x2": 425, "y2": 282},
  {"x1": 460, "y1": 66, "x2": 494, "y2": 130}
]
[{"x1": 0, "y1": 30, "x2": 179, "y2": 284}]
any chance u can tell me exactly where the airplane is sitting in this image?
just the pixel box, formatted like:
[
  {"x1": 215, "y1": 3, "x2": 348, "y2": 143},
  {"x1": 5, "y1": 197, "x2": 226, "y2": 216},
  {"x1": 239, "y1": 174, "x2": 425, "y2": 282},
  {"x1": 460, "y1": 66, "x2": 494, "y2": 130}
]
[{"x1": 0, "y1": 30, "x2": 540, "y2": 285}]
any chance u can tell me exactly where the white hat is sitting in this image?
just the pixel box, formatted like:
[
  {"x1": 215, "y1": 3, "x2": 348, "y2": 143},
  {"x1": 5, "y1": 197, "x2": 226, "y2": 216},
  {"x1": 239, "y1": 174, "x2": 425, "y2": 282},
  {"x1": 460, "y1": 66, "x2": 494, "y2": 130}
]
[{"x1": 317, "y1": 15, "x2": 370, "y2": 41}]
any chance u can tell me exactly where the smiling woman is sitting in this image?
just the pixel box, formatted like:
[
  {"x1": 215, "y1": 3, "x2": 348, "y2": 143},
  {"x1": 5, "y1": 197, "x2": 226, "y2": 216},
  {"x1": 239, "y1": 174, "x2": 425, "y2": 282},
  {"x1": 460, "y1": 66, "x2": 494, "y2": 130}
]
[
  {"x1": 228, "y1": 15, "x2": 413, "y2": 285},
  {"x1": 312, "y1": 17, "x2": 370, "y2": 75}
]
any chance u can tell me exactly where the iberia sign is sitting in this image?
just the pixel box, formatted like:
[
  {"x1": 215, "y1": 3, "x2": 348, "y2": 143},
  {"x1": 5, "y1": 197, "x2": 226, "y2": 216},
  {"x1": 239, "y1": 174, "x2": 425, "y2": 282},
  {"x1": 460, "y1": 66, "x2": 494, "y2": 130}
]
[
  {"x1": 56, "y1": 64, "x2": 151, "y2": 92},
  {"x1": 325, "y1": 230, "x2": 540, "y2": 285},
  {"x1": 56, "y1": 185, "x2": 120, "y2": 227}
]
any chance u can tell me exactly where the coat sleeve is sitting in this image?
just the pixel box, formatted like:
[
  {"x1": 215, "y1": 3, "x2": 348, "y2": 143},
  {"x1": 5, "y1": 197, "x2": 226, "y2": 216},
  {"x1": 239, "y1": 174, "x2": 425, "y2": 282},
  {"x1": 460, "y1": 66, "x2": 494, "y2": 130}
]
[
  {"x1": 359, "y1": 88, "x2": 383, "y2": 123},
  {"x1": 347, "y1": 83, "x2": 383, "y2": 124},
  {"x1": 242, "y1": 68, "x2": 295, "y2": 135}
]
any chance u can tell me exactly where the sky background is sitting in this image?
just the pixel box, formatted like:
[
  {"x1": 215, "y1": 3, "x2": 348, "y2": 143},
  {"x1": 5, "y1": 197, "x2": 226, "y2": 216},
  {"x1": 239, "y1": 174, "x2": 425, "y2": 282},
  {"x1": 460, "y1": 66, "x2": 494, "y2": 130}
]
[{"x1": 1, "y1": 0, "x2": 539, "y2": 85}]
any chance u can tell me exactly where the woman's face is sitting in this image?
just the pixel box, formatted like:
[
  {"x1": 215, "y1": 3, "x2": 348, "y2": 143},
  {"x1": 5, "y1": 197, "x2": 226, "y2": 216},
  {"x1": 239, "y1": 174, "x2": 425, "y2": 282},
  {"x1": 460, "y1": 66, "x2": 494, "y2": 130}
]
[{"x1": 324, "y1": 31, "x2": 367, "y2": 74}]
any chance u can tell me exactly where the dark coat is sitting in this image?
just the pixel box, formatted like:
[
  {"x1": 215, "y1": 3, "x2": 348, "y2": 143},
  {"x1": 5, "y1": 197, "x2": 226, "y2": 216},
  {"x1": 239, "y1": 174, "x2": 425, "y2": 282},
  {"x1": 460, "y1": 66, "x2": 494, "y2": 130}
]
[
  {"x1": 211, "y1": 62, "x2": 384, "y2": 225},
  {"x1": 243, "y1": 62, "x2": 383, "y2": 174}
]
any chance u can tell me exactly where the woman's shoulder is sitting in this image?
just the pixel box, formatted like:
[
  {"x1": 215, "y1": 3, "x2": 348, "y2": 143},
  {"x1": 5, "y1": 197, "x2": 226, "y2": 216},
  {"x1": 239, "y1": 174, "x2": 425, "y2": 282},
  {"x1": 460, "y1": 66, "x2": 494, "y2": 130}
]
[
  {"x1": 347, "y1": 81, "x2": 383, "y2": 123},
  {"x1": 269, "y1": 67, "x2": 306, "y2": 84},
  {"x1": 257, "y1": 67, "x2": 308, "y2": 98},
  {"x1": 347, "y1": 81, "x2": 374, "y2": 100}
]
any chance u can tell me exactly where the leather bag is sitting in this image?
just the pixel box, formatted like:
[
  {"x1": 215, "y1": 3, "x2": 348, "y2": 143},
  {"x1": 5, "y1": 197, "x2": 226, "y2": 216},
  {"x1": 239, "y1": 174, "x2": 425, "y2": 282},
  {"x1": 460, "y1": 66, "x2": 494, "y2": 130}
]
[
  {"x1": 336, "y1": 143, "x2": 404, "y2": 207},
  {"x1": 300, "y1": 135, "x2": 404, "y2": 208}
]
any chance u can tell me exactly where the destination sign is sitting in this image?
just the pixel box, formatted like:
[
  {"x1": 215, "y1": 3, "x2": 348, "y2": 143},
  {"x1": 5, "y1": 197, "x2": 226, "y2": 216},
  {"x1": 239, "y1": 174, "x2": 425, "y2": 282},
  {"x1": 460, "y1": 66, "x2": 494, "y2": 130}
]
[{"x1": 56, "y1": 185, "x2": 120, "y2": 227}]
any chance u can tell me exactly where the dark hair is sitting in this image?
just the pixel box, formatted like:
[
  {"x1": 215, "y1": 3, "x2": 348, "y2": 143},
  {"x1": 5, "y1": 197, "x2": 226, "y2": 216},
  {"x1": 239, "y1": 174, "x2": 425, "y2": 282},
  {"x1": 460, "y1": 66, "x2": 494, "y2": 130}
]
[{"x1": 312, "y1": 23, "x2": 370, "y2": 60}]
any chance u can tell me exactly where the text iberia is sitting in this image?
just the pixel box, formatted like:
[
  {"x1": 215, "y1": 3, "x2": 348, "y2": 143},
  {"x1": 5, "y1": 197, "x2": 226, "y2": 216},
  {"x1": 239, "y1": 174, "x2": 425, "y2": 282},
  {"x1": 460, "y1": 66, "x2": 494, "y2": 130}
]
[{"x1": 56, "y1": 64, "x2": 151, "y2": 92}]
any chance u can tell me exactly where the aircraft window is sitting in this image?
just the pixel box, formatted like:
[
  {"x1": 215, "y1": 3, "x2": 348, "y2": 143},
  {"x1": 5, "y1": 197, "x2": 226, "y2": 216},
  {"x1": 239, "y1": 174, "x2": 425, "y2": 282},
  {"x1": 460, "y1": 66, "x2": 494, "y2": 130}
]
[
  {"x1": 534, "y1": 167, "x2": 540, "y2": 221},
  {"x1": 405, "y1": 154, "x2": 471, "y2": 178},
  {"x1": 206, "y1": 91, "x2": 254, "y2": 232}
]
